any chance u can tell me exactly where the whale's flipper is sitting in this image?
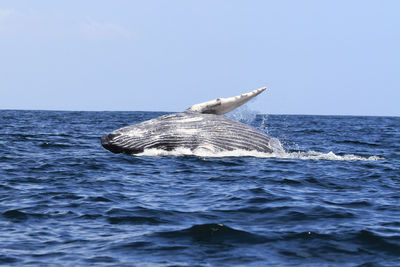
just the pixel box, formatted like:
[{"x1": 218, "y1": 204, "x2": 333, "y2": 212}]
[{"x1": 186, "y1": 87, "x2": 267, "y2": 115}]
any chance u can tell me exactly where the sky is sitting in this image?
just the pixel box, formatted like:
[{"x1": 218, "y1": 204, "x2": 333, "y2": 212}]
[{"x1": 0, "y1": 1, "x2": 399, "y2": 116}]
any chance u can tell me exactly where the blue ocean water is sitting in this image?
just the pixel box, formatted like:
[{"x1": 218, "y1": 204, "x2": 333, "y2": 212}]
[{"x1": 0, "y1": 110, "x2": 399, "y2": 266}]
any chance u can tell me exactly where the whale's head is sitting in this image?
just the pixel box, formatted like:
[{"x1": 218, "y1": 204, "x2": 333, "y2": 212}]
[
  {"x1": 101, "y1": 130, "x2": 145, "y2": 154},
  {"x1": 101, "y1": 132, "x2": 124, "y2": 153}
]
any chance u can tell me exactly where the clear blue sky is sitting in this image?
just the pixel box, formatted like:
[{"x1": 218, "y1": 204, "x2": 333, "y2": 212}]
[{"x1": 1, "y1": 1, "x2": 399, "y2": 116}]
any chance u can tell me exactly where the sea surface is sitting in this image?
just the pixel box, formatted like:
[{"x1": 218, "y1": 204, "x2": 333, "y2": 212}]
[{"x1": 0, "y1": 110, "x2": 399, "y2": 266}]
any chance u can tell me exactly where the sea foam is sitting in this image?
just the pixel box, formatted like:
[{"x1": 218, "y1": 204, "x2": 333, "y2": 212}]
[{"x1": 137, "y1": 147, "x2": 383, "y2": 161}]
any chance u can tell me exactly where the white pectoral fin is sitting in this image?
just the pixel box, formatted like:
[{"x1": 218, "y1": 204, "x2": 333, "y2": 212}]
[{"x1": 186, "y1": 87, "x2": 267, "y2": 115}]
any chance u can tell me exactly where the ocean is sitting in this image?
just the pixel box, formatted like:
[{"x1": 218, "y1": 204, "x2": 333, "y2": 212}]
[{"x1": 0, "y1": 110, "x2": 399, "y2": 266}]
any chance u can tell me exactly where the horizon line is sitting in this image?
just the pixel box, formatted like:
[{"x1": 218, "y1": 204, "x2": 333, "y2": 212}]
[{"x1": 1, "y1": 108, "x2": 398, "y2": 118}]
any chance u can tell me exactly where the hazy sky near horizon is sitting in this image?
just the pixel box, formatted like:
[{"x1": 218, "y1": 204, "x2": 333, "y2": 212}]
[{"x1": 0, "y1": 1, "x2": 399, "y2": 116}]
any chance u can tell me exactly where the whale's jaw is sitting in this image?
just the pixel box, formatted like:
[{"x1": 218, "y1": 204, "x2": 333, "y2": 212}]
[{"x1": 101, "y1": 133, "x2": 143, "y2": 154}]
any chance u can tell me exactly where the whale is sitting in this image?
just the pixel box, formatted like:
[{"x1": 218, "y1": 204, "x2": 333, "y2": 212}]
[{"x1": 101, "y1": 87, "x2": 283, "y2": 155}]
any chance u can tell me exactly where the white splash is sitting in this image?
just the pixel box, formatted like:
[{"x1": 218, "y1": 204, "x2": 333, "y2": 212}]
[
  {"x1": 225, "y1": 103, "x2": 258, "y2": 125},
  {"x1": 136, "y1": 148, "x2": 384, "y2": 161}
]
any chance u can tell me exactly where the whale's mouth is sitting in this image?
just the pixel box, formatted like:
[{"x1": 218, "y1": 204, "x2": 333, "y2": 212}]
[
  {"x1": 101, "y1": 133, "x2": 144, "y2": 154},
  {"x1": 101, "y1": 133, "x2": 123, "y2": 153}
]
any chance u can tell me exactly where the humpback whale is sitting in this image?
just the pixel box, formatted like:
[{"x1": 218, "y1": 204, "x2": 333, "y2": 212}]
[{"x1": 101, "y1": 87, "x2": 283, "y2": 155}]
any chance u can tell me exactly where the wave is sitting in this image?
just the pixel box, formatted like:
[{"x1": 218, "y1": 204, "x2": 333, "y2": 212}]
[
  {"x1": 136, "y1": 148, "x2": 383, "y2": 161},
  {"x1": 156, "y1": 223, "x2": 268, "y2": 244}
]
